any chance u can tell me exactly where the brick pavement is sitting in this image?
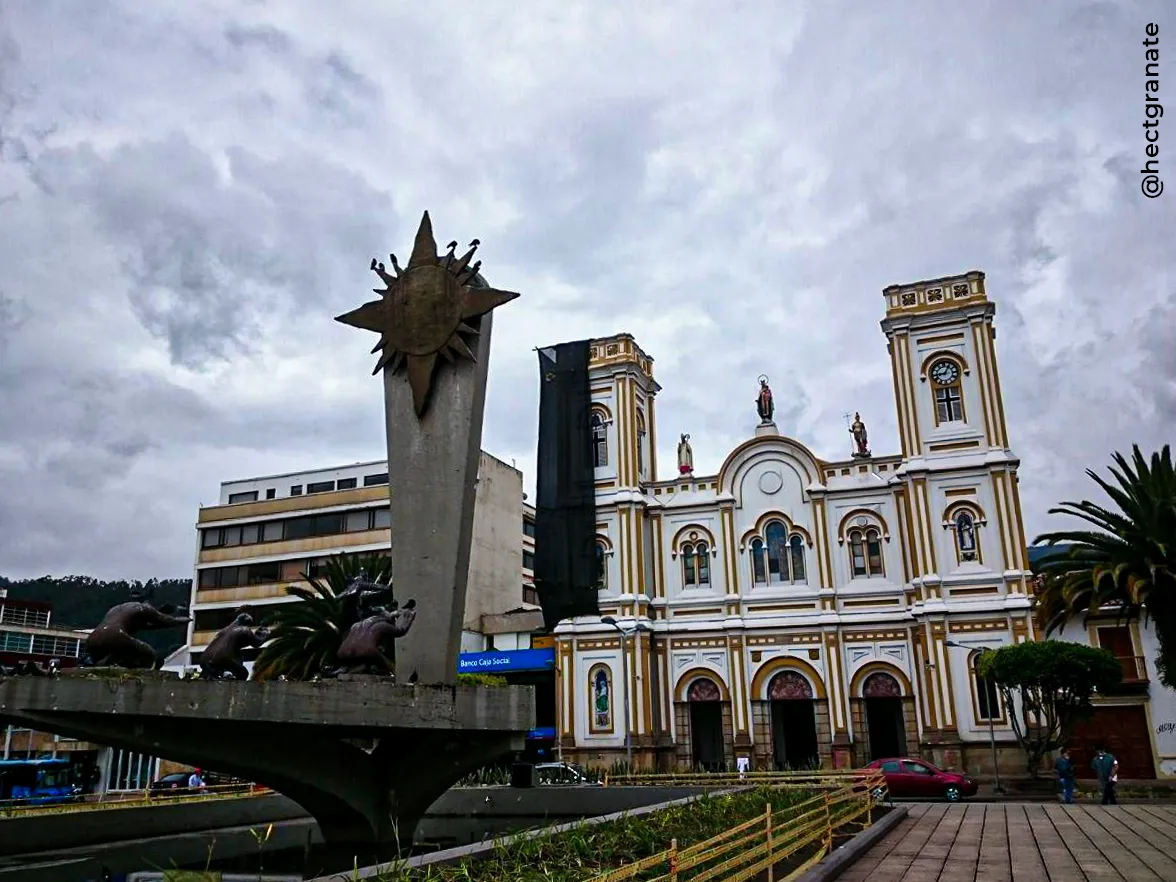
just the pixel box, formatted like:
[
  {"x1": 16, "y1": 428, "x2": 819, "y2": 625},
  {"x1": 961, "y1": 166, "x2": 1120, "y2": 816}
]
[{"x1": 839, "y1": 803, "x2": 1176, "y2": 882}]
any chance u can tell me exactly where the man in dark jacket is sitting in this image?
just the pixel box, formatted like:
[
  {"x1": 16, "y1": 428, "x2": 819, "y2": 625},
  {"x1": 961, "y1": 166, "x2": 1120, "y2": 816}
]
[
  {"x1": 1054, "y1": 747, "x2": 1076, "y2": 804},
  {"x1": 1091, "y1": 745, "x2": 1119, "y2": 805}
]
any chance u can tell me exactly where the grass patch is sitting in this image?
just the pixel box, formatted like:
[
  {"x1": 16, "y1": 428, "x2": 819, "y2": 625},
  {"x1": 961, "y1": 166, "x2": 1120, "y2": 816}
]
[{"x1": 375, "y1": 787, "x2": 813, "y2": 881}]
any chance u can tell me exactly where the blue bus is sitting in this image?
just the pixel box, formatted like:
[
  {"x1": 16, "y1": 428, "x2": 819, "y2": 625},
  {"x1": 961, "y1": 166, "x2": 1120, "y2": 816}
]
[{"x1": 0, "y1": 757, "x2": 82, "y2": 805}]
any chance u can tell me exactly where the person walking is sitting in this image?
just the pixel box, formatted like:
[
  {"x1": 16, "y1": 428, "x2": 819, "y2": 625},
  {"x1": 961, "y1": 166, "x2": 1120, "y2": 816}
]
[
  {"x1": 1091, "y1": 745, "x2": 1119, "y2": 805},
  {"x1": 1054, "y1": 747, "x2": 1076, "y2": 804}
]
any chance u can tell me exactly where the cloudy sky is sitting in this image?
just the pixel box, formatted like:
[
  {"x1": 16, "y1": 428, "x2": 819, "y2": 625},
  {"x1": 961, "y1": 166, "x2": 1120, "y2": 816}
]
[{"x1": 0, "y1": 1, "x2": 1171, "y2": 581}]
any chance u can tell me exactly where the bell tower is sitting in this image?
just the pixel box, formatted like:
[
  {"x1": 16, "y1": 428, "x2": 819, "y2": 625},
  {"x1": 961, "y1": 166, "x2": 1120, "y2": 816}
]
[
  {"x1": 587, "y1": 334, "x2": 661, "y2": 490},
  {"x1": 879, "y1": 270, "x2": 1011, "y2": 459}
]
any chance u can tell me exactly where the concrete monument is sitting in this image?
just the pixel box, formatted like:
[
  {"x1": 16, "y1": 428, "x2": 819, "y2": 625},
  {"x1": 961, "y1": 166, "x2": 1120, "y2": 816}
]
[{"x1": 336, "y1": 212, "x2": 519, "y2": 684}]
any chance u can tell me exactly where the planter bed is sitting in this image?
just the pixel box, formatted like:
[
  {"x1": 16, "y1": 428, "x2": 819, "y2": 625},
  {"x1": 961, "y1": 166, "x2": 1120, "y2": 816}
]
[{"x1": 355, "y1": 785, "x2": 882, "y2": 882}]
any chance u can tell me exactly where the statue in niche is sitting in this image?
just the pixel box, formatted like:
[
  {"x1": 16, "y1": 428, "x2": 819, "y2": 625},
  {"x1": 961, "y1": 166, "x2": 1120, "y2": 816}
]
[
  {"x1": 334, "y1": 599, "x2": 418, "y2": 675},
  {"x1": 84, "y1": 602, "x2": 190, "y2": 669},
  {"x1": 756, "y1": 376, "x2": 774, "y2": 423},
  {"x1": 677, "y1": 433, "x2": 694, "y2": 475},
  {"x1": 849, "y1": 412, "x2": 871, "y2": 457},
  {"x1": 200, "y1": 613, "x2": 270, "y2": 681}
]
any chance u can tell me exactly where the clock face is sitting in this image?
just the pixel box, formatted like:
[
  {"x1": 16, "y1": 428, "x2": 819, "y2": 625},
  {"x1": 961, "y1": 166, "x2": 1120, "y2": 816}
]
[{"x1": 930, "y1": 360, "x2": 960, "y2": 385}]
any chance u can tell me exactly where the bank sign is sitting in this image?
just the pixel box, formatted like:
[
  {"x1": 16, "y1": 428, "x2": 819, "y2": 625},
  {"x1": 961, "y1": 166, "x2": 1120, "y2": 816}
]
[{"x1": 457, "y1": 648, "x2": 556, "y2": 674}]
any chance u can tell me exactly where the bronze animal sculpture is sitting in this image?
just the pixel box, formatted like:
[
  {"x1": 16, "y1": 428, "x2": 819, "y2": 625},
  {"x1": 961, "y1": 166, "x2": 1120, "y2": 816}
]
[
  {"x1": 199, "y1": 613, "x2": 270, "y2": 681},
  {"x1": 337, "y1": 569, "x2": 392, "y2": 632},
  {"x1": 334, "y1": 599, "x2": 418, "y2": 675},
  {"x1": 84, "y1": 602, "x2": 190, "y2": 669}
]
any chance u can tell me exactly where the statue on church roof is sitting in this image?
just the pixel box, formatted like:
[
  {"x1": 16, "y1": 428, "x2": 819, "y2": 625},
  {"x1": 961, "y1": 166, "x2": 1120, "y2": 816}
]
[
  {"x1": 677, "y1": 434, "x2": 694, "y2": 475},
  {"x1": 756, "y1": 376, "x2": 774, "y2": 424},
  {"x1": 850, "y1": 412, "x2": 871, "y2": 458}
]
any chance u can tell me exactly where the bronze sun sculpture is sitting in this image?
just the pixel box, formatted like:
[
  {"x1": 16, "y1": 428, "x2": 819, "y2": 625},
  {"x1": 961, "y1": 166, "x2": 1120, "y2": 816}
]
[{"x1": 334, "y1": 212, "x2": 520, "y2": 416}]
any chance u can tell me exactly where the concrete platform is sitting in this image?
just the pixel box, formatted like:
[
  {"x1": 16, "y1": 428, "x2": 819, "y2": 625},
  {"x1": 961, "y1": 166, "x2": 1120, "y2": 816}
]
[{"x1": 0, "y1": 672, "x2": 534, "y2": 849}]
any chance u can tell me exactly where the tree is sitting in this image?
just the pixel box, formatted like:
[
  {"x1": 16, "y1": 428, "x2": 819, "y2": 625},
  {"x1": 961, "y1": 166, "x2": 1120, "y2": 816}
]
[
  {"x1": 252, "y1": 553, "x2": 394, "y2": 681},
  {"x1": 977, "y1": 641, "x2": 1122, "y2": 775},
  {"x1": 1032, "y1": 444, "x2": 1176, "y2": 686}
]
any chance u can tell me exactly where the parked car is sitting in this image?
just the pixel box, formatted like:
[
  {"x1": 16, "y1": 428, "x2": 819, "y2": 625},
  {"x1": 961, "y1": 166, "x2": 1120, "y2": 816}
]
[
  {"x1": 148, "y1": 772, "x2": 195, "y2": 794},
  {"x1": 534, "y1": 762, "x2": 601, "y2": 786},
  {"x1": 866, "y1": 757, "x2": 978, "y2": 802}
]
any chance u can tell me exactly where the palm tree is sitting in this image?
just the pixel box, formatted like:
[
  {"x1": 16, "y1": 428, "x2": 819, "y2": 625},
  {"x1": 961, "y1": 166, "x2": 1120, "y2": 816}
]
[
  {"x1": 1032, "y1": 444, "x2": 1176, "y2": 686},
  {"x1": 252, "y1": 553, "x2": 394, "y2": 681}
]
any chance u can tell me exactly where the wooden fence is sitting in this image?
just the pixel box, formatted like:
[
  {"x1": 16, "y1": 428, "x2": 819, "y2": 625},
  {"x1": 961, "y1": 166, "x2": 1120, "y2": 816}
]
[{"x1": 588, "y1": 771, "x2": 886, "y2": 882}]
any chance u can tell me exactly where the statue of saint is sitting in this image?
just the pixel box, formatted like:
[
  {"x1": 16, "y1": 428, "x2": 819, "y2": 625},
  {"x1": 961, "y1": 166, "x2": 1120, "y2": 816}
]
[
  {"x1": 677, "y1": 434, "x2": 694, "y2": 475},
  {"x1": 849, "y1": 412, "x2": 870, "y2": 457},
  {"x1": 756, "y1": 376, "x2": 774, "y2": 423}
]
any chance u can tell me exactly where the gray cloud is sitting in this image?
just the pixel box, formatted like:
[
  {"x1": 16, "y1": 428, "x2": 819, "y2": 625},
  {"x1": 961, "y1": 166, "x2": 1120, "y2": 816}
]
[{"x1": 0, "y1": 0, "x2": 1171, "y2": 579}]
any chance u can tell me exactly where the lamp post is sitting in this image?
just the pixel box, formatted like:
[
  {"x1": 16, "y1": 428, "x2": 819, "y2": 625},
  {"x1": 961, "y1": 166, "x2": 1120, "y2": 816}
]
[
  {"x1": 601, "y1": 616, "x2": 653, "y2": 770},
  {"x1": 945, "y1": 640, "x2": 1003, "y2": 794}
]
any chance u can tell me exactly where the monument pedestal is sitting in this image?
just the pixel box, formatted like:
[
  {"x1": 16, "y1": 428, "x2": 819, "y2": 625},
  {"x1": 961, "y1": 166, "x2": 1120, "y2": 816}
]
[{"x1": 755, "y1": 420, "x2": 779, "y2": 437}]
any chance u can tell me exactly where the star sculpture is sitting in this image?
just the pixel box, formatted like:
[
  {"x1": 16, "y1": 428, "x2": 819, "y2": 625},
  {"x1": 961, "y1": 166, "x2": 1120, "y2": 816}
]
[{"x1": 335, "y1": 212, "x2": 520, "y2": 417}]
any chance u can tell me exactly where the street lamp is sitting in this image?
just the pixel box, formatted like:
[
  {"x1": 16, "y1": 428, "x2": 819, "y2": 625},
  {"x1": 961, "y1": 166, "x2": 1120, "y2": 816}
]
[
  {"x1": 601, "y1": 616, "x2": 654, "y2": 770},
  {"x1": 945, "y1": 640, "x2": 1003, "y2": 794}
]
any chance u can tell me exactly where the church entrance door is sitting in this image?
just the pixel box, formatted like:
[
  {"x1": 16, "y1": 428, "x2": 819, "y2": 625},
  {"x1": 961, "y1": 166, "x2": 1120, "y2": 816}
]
[
  {"x1": 862, "y1": 672, "x2": 906, "y2": 760},
  {"x1": 687, "y1": 678, "x2": 725, "y2": 771},
  {"x1": 767, "y1": 671, "x2": 819, "y2": 770}
]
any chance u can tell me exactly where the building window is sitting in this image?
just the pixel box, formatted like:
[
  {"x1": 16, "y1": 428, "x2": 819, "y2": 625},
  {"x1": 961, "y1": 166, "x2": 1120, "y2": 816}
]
[
  {"x1": 636, "y1": 409, "x2": 646, "y2": 477},
  {"x1": 752, "y1": 520, "x2": 807, "y2": 585},
  {"x1": 337, "y1": 477, "x2": 357, "y2": 490},
  {"x1": 589, "y1": 663, "x2": 613, "y2": 733},
  {"x1": 290, "y1": 485, "x2": 303, "y2": 496},
  {"x1": 975, "y1": 667, "x2": 1000, "y2": 721},
  {"x1": 848, "y1": 528, "x2": 884, "y2": 577},
  {"x1": 682, "y1": 542, "x2": 710, "y2": 587},
  {"x1": 523, "y1": 517, "x2": 536, "y2": 538},
  {"x1": 228, "y1": 491, "x2": 258, "y2": 504},
  {"x1": 591, "y1": 411, "x2": 608, "y2": 468},
  {"x1": 929, "y1": 358, "x2": 964, "y2": 423},
  {"x1": 789, "y1": 535, "x2": 806, "y2": 582},
  {"x1": 750, "y1": 538, "x2": 767, "y2": 584},
  {"x1": 364, "y1": 473, "x2": 389, "y2": 487},
  {"x1": 0, "y1": 631, "x2": 33, "y2": 653},
  {"x1": 265, "y1": 488, "x2": 276, "y2": 499},
  {"x1": 953, "y1": 511, "x2": 979, "y2": 562},
  {"x1": 595, "y1": 542, "x2": 608, "y2": 590},
  {"x1": 306, "y1": 481, "x2": 335, "y2": 494},
  {"x1": 523, "y1": 583, "x2": 539, "y2": 605},
  {"x1": 523, "y1": 550, "x2": 536, "y2": 571},
  {"x1": 1, "y1": 606, "x2": 50, "y2": 628}
]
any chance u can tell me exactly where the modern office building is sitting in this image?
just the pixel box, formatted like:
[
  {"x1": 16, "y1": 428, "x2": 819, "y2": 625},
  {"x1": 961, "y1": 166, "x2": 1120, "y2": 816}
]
[
  {"x1": 554, "y1": 270, "x2": 1042, "y2": 774},
  {"x1": 170, "y1": 451, "x2": 546, "y2": 673}
]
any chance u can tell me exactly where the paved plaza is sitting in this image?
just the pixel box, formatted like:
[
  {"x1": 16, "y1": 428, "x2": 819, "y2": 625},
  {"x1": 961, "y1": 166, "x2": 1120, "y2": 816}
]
[{"x1": 842, "y1": 803, "x2": 1176, "y2": 882}]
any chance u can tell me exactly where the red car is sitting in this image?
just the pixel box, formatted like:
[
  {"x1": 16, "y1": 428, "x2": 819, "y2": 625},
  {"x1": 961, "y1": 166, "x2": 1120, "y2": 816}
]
[{"x1": 866, "y1": 757, "x2": 979, "y2": 802}]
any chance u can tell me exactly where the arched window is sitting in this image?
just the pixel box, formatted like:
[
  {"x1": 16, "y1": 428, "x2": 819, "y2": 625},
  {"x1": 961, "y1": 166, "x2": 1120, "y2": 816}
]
[
  {"x1": 789, "y1": 535, "x2": 806, "y2": 582},
  {"x1": 765, "y1": 521, "x2": 788, "y2": 582},
  {"x1": 750, "y1": 538, "x2": 767, "y2": 584},
  {"x1": 591, "y1": 411, "x2": 608, "y2": 468},
  {"x1": 681, "y1": 542, "x2": 711, "y2": 588},
  {"x1": 954, "y1": 511, "x2": 979, "y2": 562},
  {"x1": 752, "y1": 521, "x2": 807, "y2": 585},
  {"x1": 928, "y1": 358, "x2": 964, "y2": 424},
  {"x1": 848, "y1": 528, "x2": 884, "y2": 577},
  {"x1": 589, "y1": 664, "x2": 613, "y2": 733},
  {"x1": 595, "y1": 541, "x2": 608, "y2": 589},
  {"x1": 636, "y1": 409, "x2": 646, "y2": 477}
]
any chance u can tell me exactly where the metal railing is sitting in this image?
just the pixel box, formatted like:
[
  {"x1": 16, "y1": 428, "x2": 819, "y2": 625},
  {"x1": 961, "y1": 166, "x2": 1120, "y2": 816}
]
[
  {"x1": 602, "y1": 768, "x2": 882, "y2": 788},
  {"x1": 588, "y1": 771, "x2": 886, "y2": 882},
  {"x1": 0, "y1": 782, "x2": 271, "y2": 817}
]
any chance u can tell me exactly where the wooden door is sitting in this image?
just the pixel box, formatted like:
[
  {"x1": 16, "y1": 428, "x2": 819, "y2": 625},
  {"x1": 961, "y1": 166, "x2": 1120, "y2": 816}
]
[{"x1": 1068, "y1": 705, "x2": 1156, "y2": 779}]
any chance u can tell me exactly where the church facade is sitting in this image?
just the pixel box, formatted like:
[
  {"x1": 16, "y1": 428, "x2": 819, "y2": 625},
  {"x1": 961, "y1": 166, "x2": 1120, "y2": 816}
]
[{"x1": 553, "y1": 269, "x2": 1038, "y2": 775}]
